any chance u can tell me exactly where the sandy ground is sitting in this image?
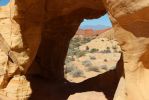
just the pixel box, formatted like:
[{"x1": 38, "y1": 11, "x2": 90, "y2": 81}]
[
  {"x1": 65, "y1": 38, "x2": 121, "y2": 83},
  {"x1": 68, "y1": 91, "x2": 107, "y2": 100},
  {"x1": 64, "y1": 37, "x2": 121, "y2": 100}
]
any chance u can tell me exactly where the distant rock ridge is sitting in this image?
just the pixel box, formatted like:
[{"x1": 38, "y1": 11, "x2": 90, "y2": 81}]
[{"x1": 76, "y1": 28, "x2": 112, "y2": 37}]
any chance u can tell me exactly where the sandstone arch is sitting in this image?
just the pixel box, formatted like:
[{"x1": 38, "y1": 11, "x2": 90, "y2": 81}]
[
  {"x1": 0, "y1": 0, "x2": 149, "y2": 100},
  {"x1": 0, "y1": 0, "x2": 107, "y2": 99}
]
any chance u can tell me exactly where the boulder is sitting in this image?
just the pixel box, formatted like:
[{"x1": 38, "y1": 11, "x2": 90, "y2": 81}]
[{"x1": 68, "y1": 91, "x2": 107, "y2": 100}]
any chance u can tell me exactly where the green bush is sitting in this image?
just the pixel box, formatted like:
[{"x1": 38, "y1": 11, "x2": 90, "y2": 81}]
[
  {"x1": 106, "y1": 47, "x2": 110, "y2": 50},
  {"x1": 64, "y1": 63, "x2": 76, "y2": 74},
  {"x1": 90, "y1": 48, "x2": 99, "y2": 53},
  {"x1": 66, "y1": 37, "x2": 92, "y2": 60},
  {"x1": 76, "y1": 50, "x2": 87, "y2": 58},
  {"x1": 82, "y1": 37, "x2": 92, "y2": 44},
  {"x1": 65, "y1": 63, "x2": 84, "y2": 78}
]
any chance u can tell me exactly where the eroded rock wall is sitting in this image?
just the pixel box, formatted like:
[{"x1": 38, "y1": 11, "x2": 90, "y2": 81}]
[
  {"x1": 103, "y1": 0, "x2": 149, "y2": 99},
  {"x1": 0, "y1": 0, "x2": 45, "y2": 99},
  {"x1": 0, "y1": 0, "x2": 106, "y2": 99},
  {"x1": 30, "y1": 0, "x2": 106, "y2": 81}
]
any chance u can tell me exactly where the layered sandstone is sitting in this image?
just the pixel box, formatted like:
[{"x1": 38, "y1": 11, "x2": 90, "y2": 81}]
[{"x1": 103, "y1": 0, "x2": 149, "y2": 100}]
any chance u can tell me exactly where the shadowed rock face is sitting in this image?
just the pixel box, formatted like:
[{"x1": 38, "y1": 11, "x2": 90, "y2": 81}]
[{"x1": 28, "y1": 0, "x2": 106, "y2": 82}]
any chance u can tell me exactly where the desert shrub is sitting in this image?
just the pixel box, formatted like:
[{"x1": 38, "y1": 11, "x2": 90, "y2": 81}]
[
  {"x1": 100, "y1": 49, "x2": 111, "y2": 53},
  {"x1": 105, "y1": 47, "x2": 111, "y2": 53},
  {"x1": 65, "y1": 58, "x2": 70, "y2": 64},
  {"x1": 86, "y1": 46, "x2": 89, "y2": 50},
  {"x1": 104, "y1": 59, "x2": 108, "y2": 62},
  {"x1": 100, "y1": 65, "x2": 108, "y2": 70},
  {"x1": 114, "y1": 49, "x2": 118, "y2": 53},
  {"x1": 101, "y1": 39, "x2": 104, "y2": 42},
  {"x1": 112, "y1": 46, "x2": 121, "y2": 53},
  {"x1": 90, "y1": 48, "x2": 99, "y2": 53},
  {"x1": 82, "y1": 37, "x2": 92, "y2": 44},
  {"x1": 89, "y1": 56, "x2": 96, "y2": 60},
  {"x1": 73, "y1": 42, "x2": 81, "y2": 47},
  {"x1": 76, "y1": 50, "x2": 87, "y2": 58},
  {"x1": 82, "y1": 60, "x2": 92, "y2": 67},
  {"x1": 67, "y1": 48, "x2": 76, "y2": 56},
  {"x1": 87, "y1": 66, "x2": 100, "y2": 72},
  {"x1": 112, "y1": 45, "x2": 117, "y2": 50},
  {"x1": 112, "y1": 45, "x2": 118, "y2": 53},
  {"x1": 106, "y1": 49, "x2": 111, "y2": 53},
  {"x1": 106, "y1": 47, "x2": 110, "y2": 50},
  {"x1": 73, "y1": 37, "x2": 81, "y2": 43},
  {"x1": 65, "y1": 37, "x2": 94, "y2": 64},
  {"x1": 66, "y1": 37, "x2": 91, "y2": 59},
  {"x1": 64, "y1": 63, "x2": 76, "y2": 74},
  {"x1": 65, "y1": 56, "x2": 75, "y2": 64},
  {"x1": 64, "y1": 66, "x2": 74, "y2": 74},
  {"x1": 65, "y1": 63, "x2": 84, "y2": 78},
  {"x1": 70, "y1": 69, "x2": 84, "y2": 78},
  {"x1": 68, "y1": 37, "x2": 82, "y2": 49},
  {"x1": 66, "y1": 48, "x2": 87, "y2": 59}
]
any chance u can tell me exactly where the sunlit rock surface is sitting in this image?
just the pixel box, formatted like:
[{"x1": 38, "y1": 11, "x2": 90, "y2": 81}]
[
  {"x1": 104, "y1": 0, "x2": 149, "y2": 99},
  {"x1": 68, "y1": 91, "x2": 107, "y2": 100}
]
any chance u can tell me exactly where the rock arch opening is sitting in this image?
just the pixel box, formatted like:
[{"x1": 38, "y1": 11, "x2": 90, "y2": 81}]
[{"x1": 64, "y1": 14, "x2": 122, "y2": 84}]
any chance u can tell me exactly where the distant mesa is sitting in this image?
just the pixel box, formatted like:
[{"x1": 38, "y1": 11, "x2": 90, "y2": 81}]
[
  {"x1": 76, "y1": 28, "x2": 112, "y2": 37},
  {"x1": 79, "y1": 24, "x2": 111, "y2": 30}
]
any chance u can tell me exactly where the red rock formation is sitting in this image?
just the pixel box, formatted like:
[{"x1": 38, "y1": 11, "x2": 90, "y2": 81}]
[
  {"x1": 76, "y1": 28, "x2": 111, "y2": 37},
  {"x1": 103, "y1": 0, "x2": 149, "y2": 100}
]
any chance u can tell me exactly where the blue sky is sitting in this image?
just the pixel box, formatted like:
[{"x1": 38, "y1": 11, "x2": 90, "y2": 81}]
[
  {"x1": 0, "y1": 0, "x2": 10, "y2": 6},
  {"x1": 80, "y1": 14, "x2": 112, "y2": 27}
]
